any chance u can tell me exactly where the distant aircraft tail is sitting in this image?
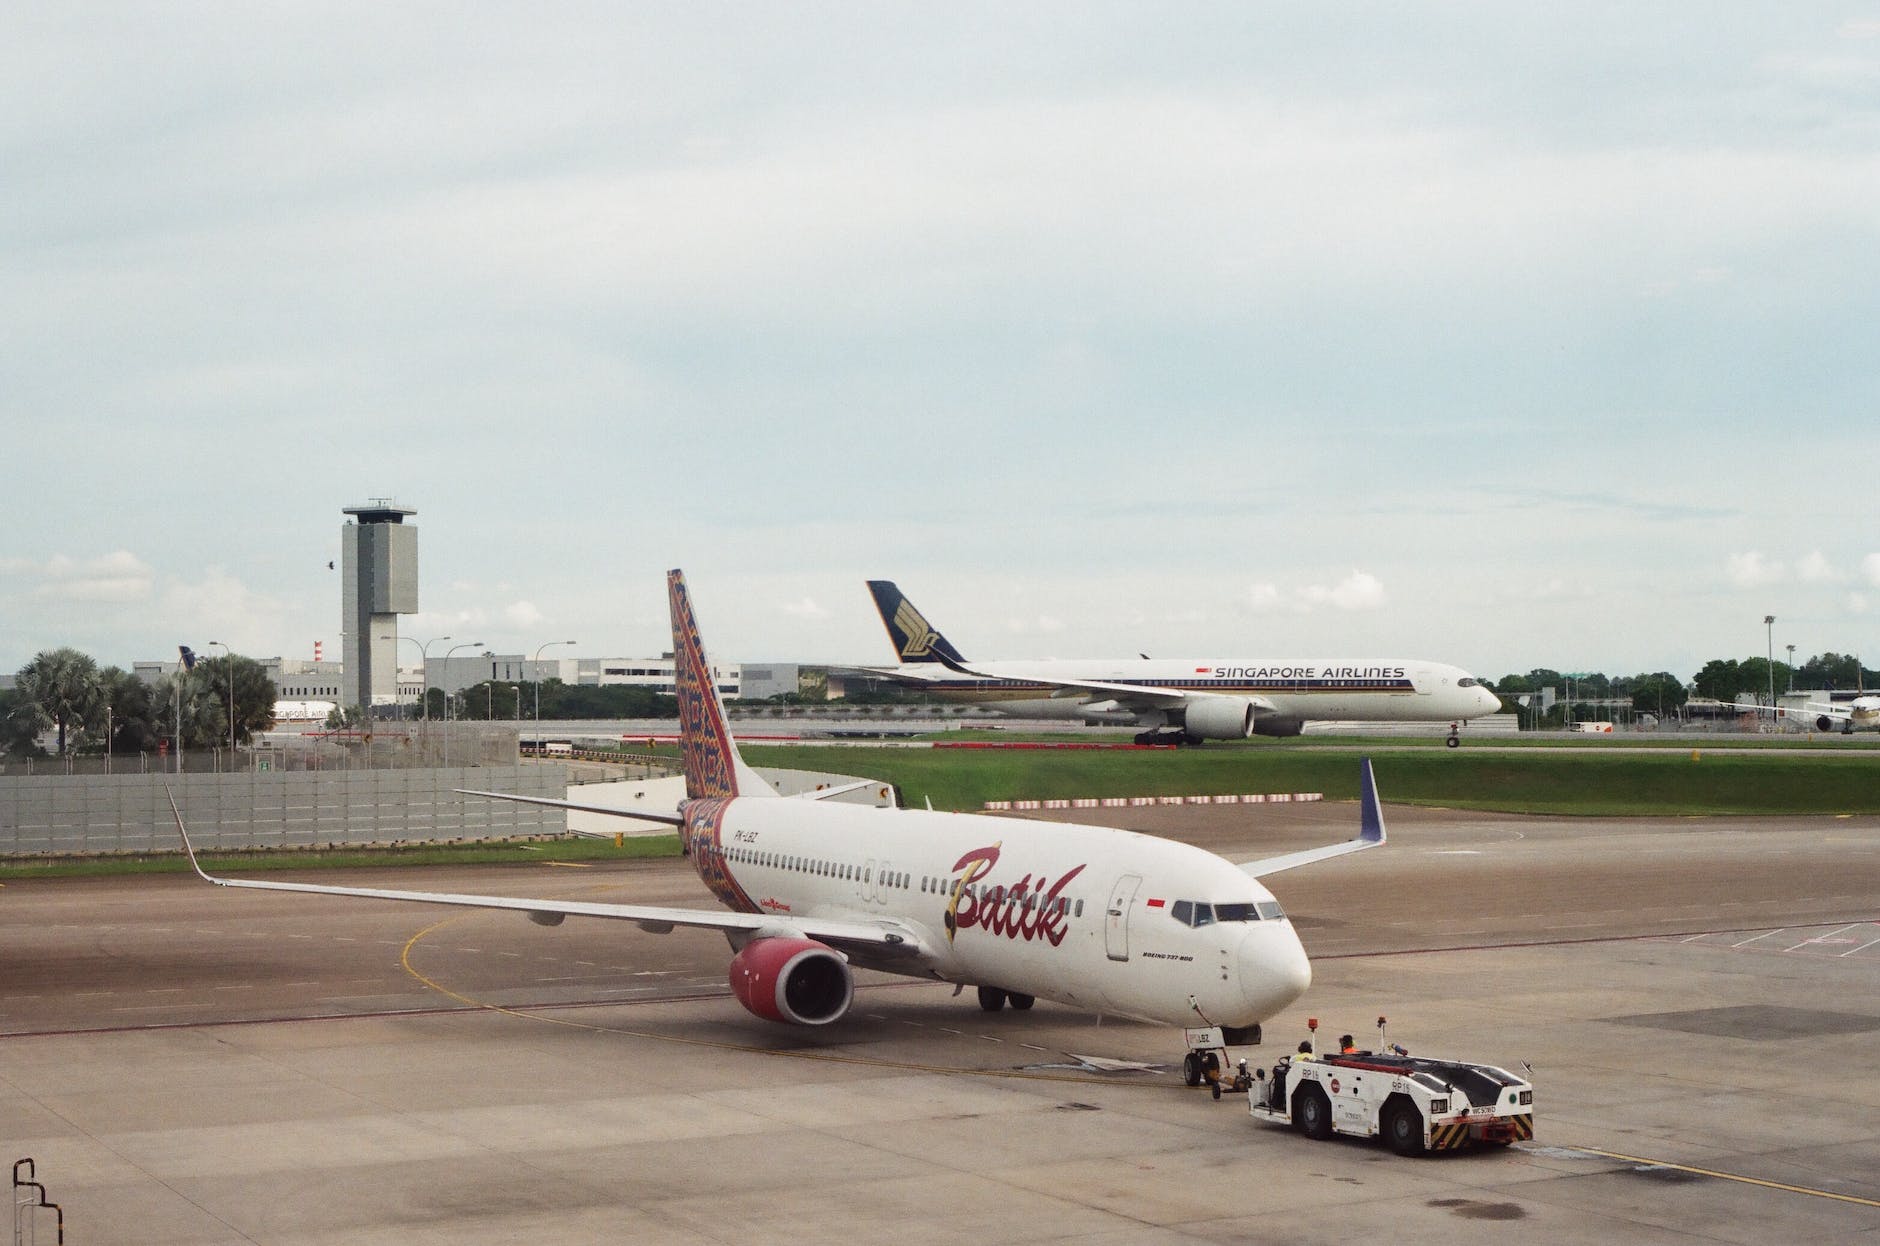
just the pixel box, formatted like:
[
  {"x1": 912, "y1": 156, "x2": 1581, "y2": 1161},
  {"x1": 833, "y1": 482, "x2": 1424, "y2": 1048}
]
[
  {"x1": 668, "y1": 569, "x2": 775, "y2": 800},
  {"x1": 866, "y1": 580, "x2": 968, "y2": 665}
]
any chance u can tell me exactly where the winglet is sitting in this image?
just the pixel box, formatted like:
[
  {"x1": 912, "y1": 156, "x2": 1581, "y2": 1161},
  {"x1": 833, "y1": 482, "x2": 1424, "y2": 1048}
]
[
  {"x1": 1358, "y1": 756, "x2": 1386, "y2": 847},
  {"x1": 1236, "y1": 758, "x2": 1387, "y2": 878},
  {"x1": 165, "y1": 785, "x2": 218, "y2": 884}
]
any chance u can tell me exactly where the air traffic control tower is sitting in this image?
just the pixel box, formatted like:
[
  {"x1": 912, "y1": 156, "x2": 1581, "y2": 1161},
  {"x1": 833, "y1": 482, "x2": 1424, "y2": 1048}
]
[{"x1": 340, "y1": 501, "x2": 418, "y2": 710}]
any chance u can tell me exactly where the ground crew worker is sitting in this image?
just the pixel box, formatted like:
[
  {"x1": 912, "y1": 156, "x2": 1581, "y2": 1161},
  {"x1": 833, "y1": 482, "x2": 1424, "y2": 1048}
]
[
  {"x1": 1295, "y1": 1040, "x2": 1314, "y2": 1061},
  {"x1": 1339, "y1": 1034, "x2": 1357, "y2": 1054}
]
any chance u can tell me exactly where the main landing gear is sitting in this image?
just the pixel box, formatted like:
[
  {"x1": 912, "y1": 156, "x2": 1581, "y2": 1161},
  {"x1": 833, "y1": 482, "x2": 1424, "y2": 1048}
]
[
  {"x1": 976, "y1": 985, "x2": 1035, "y2": 1012},
  {"x1": 1133, "y1": 728, "x2": 1198, "y2": 746}
]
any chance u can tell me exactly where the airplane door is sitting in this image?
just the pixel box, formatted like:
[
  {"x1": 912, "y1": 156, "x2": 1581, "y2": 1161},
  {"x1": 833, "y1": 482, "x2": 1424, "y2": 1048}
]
[{"x1": 1105, "y1": 874, "x2": 1142, "y2": 962}]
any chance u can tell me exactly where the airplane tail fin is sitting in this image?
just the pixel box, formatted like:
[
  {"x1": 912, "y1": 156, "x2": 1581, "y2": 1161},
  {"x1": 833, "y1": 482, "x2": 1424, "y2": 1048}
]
[
  {"x1": 668, "y1": 569, "x2": 774, "y2": 800},
  {"x1": 866, "y1": 580, "x2": 967, "y2": 665}
]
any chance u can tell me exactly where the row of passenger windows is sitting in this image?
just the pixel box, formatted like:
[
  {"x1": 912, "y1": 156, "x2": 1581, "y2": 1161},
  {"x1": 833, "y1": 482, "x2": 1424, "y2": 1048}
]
[
  {"x1": 712, "y1": 841, "x2": 1277, "y2": 925},
  {"x1": 712, "y1": 843, "x2": 1089, "y2": 916}
]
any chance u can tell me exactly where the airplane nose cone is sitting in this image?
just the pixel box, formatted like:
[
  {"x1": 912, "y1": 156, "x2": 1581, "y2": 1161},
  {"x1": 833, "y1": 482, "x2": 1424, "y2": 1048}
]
[{"x1": 1238, "y1": 926, "x2": 1312, "y2": 1021}]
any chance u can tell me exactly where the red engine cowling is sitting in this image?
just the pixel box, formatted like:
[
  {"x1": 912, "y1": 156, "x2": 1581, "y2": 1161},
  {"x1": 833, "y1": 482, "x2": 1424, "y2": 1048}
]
[{"x1": 728, "y1": 936, "x2": 854, "y2": 1026}]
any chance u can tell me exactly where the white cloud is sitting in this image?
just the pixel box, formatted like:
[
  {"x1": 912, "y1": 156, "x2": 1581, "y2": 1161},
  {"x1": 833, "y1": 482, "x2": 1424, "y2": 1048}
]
[
  {"x1": 1005, "y1": 615, "x2": 1067, "y2": 635},
  {"x1": 1727, "y1": 552, "x2": 1786, "y2": 588},
  {"x1": 1244, "y1": 583, "x2": 1285, "y2": 613},
  {"x1": 779, "y1": 597, "x2": 829, "y2": 620},
  {"x1": 25, "y1": 551, "x2": 155, "y2": 603},
  {"x1": 1243, "y1": 571, "x2": 1387, "y2": 614},
  {"x1": 1306, "y1": 571, "x2": 1388, "y2": 611},
  {"x1": 503, "y1": 600, "x2": 544, "y2": 628},
  {"x1": 1863, "y1": 553, "x2": 1880, "y2": 587},
  {"x1": 1796, "y1": 551, "x2": 1842, "y2": 583}
]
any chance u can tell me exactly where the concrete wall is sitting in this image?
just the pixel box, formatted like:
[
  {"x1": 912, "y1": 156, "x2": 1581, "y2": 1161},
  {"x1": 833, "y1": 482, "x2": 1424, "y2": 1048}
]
[{"x1": 0, "y1": 765, "x2": 567, "y2": 856}]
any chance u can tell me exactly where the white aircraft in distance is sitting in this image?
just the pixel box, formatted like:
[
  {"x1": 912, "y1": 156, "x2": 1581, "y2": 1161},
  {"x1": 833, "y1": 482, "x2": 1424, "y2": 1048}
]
[
  {"x1": 173, "y1": 569, "x2": 1390, "y2": 1074},
  {"x1": 1733, "y1": 695, "x2": 1880, "y2": 734},
  {"x1": 860, "y1": 580, "x2": 1502, "y2": 746}
]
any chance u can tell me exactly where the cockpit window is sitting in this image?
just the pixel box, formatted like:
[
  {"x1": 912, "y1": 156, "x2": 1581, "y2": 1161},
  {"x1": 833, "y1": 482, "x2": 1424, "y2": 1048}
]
[
  {"x1": 1457, "y1": 676, "x2": 1483, "y2": 688},
  {"x1": 1168, "y1": 899, "x2": 1285, "y2": 925}
]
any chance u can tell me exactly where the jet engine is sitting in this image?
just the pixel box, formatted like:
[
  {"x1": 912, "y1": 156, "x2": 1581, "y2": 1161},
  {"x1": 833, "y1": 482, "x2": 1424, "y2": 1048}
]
[
  {"x1": 1817, "y1": 714, "x2": 1838, "y2": 732},
  {"x1": 1249, "y1": 713, "x2": 1305, "y2": 738},
  {"x1": 1179, "y1": 696, "x2": 1258, "y2": 740},
  {"x1": 727, "y1": 936, "x2": 854, "y2": 1026}
]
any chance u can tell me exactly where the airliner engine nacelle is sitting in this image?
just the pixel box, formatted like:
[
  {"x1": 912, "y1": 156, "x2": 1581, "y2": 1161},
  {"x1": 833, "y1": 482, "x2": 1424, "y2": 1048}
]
[
  {"x1": 1181, "y1": 696, "x2": 1258, "y2": 740},
  {"x1": 1250, "y1": 713, "x2": 1305, "y2": 738},
  {"x1": 728, "y1": 936, "x2": 854, "y2": 1026},
  {"x1": 1817, "y1": 715, "x2": 1837, "y2": 732}
]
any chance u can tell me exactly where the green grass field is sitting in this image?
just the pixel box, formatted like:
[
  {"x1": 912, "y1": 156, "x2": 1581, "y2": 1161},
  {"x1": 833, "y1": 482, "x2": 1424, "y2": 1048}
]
[
  {"x1": 743, "y1": 742, "x2": 1880, "y2": 817},
  {"x1": 5, "y1": 740, "x2": 1872, "y2": 880}
]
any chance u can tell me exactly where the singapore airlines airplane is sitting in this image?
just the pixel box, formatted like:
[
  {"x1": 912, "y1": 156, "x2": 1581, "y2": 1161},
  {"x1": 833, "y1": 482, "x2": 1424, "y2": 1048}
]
[
  {"x1": 1734, "y1": 694, "x2": 1880, "y2": 734},
  {"x1": 173, "y1": 569, "x2": 1389, "y2": 1071},
  {"x1": 862, "y1": 580, "x2": 1502, "y2": 745}
]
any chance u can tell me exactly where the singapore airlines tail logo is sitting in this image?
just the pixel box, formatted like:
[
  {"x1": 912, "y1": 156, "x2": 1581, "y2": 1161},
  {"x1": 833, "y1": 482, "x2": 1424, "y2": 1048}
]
[{"x1": 893, "y1": 599, "x2": 941, "y2": 659}]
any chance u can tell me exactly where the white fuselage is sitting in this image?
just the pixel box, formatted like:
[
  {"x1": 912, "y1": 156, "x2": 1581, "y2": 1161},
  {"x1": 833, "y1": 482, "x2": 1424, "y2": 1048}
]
[
  {"x1": 683, "y1": 797, "x2": 1312, "y2": 1029},
  {"x1": 881, "y1": 658, "x2": 1501, "y2": 725}
]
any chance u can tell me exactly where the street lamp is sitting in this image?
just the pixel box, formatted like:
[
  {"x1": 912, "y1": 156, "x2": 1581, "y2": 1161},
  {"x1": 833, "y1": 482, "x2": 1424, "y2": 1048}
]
[
  {"x1": 1786, "y1": 644, "x2": 1796, "y2": 692},
  {"x1": 532, "y1": 640, "x2": 578, "y2": 728},
  {"x1": 381, "y1": 634, "x2": 448, "y2": 721},
  {"x1": 441, "y1": 641, "x2": 484, "y2": 767},
  {"x1": 1764, "y1": 615, "x2": 1776, "y2": 708},
  {"x1": 208, "y1": 640, "x2": 234, "y2": 758}
]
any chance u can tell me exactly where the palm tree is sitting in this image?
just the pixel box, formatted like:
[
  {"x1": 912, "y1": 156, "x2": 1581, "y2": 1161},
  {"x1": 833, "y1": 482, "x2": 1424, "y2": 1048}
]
[{"x1": 14, "y1": 647, "x2": 104, "y2": 756}]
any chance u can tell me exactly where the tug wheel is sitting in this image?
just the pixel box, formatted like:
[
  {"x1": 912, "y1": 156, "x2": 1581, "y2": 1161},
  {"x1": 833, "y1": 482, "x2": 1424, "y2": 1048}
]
[
  {"x1": 1383, "y1": 1098, "x2": 1426, "y2": 1156},
  {"x1": 1293, "y1": 1085, "x2": 1333, "y2": 1140}
]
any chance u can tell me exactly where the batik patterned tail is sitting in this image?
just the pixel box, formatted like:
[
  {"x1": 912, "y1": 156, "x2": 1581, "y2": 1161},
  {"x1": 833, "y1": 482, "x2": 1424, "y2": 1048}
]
[{"x1": 668, "y1": 569, "x2": 740, "y2": 800}]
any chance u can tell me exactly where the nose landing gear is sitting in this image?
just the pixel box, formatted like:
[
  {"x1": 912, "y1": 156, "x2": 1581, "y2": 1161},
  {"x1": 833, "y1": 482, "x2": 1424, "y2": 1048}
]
[{"x1": 1445, "y1": 721, "x2": 1461, "y2": 749}]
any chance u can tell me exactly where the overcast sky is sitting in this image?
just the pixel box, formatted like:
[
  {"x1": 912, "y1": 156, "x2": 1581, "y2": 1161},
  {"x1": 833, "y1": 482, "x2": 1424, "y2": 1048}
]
[{"x1": 4, "y1": 4, "x2": 1877, "y2": 683}]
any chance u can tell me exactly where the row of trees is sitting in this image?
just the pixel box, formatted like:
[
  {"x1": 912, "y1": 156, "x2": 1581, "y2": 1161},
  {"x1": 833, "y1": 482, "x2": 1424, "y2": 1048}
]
[
  {"x1": 3, "y1": 647, "x2": 277, "y2": 759},
  {"x1": 1489, "y1": 652, "x2": 1875, "y2": 726},
  {"x1": 8, "y1": 645, "x2": 1872, "y2": 755}
]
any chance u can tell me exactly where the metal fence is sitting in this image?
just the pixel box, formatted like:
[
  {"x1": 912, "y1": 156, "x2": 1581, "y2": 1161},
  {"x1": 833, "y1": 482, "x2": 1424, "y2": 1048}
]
[
  {"x1": 0, "y1": 722, "x2": 520, "y2": 778},
  {"x1": 0, "y1": 765, "x2": 568, "y2": 856}
]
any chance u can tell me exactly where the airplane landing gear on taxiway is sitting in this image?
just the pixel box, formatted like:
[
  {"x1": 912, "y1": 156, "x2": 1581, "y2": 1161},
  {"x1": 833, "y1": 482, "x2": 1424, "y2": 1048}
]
[
  {"x1": 1445, "y1": 721, "x2": 1461, "y2": 748},
  {"x1": 1182, "y1": 1024, "x2": 1258, "y2": 1100},
  {"x1": 976, "y1": 986, "x2": 1036, "y2": 1012}
]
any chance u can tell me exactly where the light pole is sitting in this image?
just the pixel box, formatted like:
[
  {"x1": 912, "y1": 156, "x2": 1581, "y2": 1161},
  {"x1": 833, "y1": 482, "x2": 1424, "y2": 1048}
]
[
  {"x1": 380, "y1": 634, "x2": 441, "y2": 721},
  {"x1": 532, "y1": 640, "x2": 578, "y2": 728},
  {"x1": 1764, "y1": 615, "x2": 1776, "y2": 708},
  {"x1": 208, "y1": 640, "x2": 234, "y2": 759},
  {"x1": 510, "y1": 685, "x2": 521, "y2": 725},
  {"x1": 1786, "y1": 644, "x2": 1796, "y2": 692},
  {"x1": 441, "y1": 641, "x2": 483, "y2": 767}
]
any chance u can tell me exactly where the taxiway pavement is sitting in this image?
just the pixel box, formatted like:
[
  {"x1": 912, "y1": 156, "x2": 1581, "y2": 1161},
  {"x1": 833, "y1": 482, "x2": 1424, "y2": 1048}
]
[{"x1": 4, "y1": 802, "x2": 1877, "y2": 1243}]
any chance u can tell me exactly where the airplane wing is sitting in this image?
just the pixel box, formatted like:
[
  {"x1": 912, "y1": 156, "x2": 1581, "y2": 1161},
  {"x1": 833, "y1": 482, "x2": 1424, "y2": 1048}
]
[
  {"x1": 165, "y1": 789, "x2": 922, "y2": 954},
  {"x1": 926, "y1": 648, "x2": 1275, "y2": 712},
  {"x1": 1237, "y1": 758, "x2": 1387, "y2": 878}
]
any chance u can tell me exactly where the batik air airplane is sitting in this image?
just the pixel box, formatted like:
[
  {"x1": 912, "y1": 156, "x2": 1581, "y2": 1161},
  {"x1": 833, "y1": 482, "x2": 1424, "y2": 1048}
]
[
  {"x1": 863, "y1": 581, "x2": 1502, "y2": 745},
  {"x1": 172, "y1": 570, "x2": 1389, "y2": 1067}
]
